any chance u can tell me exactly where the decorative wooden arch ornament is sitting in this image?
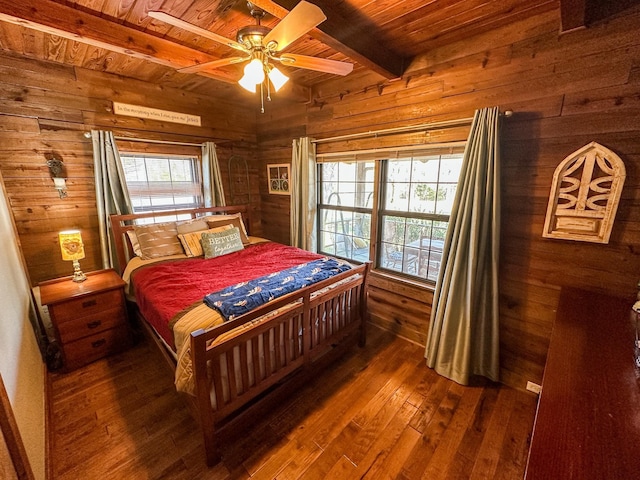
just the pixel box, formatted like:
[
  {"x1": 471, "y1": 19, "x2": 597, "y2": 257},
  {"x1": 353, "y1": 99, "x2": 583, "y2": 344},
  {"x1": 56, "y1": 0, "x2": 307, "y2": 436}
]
[{"x1": 543, "y1": 142, "x2": 625, "y2": 243}]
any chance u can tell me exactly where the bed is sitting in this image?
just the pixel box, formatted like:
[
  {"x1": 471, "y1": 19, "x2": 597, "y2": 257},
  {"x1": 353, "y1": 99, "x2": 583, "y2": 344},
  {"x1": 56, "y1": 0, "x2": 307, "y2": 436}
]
[{"x1": 109, "y1": 205, "x2": 370, "y2": 465}]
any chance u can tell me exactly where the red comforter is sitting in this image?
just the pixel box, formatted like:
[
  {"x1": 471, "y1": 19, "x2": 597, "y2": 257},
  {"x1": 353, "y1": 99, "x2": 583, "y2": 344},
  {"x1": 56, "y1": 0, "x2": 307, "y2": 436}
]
[{"x1": 131, "y1": 242, "x2": 323, "y2": 349}]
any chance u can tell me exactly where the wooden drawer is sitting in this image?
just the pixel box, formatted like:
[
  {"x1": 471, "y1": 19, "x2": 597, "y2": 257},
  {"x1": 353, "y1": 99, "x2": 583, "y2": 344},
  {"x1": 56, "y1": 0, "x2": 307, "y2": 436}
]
[
  {"x1": 56, "y1": 307, "x2": 126, "y2": 344},
  {"x1": 62, "y1": 326, "x2": 131, "y2": 370},
  {"x1": 51, "y1": 289, "x2": 123, "y2": 323}
]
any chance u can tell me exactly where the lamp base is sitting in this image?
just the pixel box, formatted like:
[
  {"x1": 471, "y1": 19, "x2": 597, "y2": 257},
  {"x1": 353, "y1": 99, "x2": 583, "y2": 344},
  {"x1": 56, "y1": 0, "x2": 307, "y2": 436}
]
[{"x1": 71, "y1": 259, "x2": 87, "y2": 283}]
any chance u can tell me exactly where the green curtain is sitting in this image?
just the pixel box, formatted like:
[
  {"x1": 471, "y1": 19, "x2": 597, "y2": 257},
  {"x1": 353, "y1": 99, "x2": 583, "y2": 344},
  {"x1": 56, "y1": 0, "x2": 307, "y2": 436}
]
[
  {"x1": 424, "y1": 107, "x2": 501, "y2": 385},
  {"x1": 202, "y1": 142, "x2": 226, "y2": 207},
  {"x1": 91, "y1": 130, "x2": 133, "y2": 270},
  {"x1": 290, "y1": 137, "x2": 317, "y2": 251}
]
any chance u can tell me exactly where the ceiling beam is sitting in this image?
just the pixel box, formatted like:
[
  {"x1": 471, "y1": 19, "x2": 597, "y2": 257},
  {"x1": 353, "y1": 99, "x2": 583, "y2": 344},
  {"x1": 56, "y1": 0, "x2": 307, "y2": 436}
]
[
  {"x1": 560, "y1": 0, "x2": 640, "y2": 33},
  {"x1": 0, "y1": 0, "x2": 311, "y2": 101},
  {"x1": 0, "y1": 0, "x2": 237, "y2": 83},
  {"x1": 250, "y1": 0, "x2": 407, "y2": 79},
  {"x1": 559, "y1": 0, "x2": 587, "y2": 33}
]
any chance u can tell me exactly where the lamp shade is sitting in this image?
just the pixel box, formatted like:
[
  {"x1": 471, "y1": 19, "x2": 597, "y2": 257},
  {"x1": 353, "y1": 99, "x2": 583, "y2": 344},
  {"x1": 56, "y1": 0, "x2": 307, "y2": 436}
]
[
  {"x1": 59, "y1": 230, "x2": 85, "y2": 261},
  {"x1": 268, "y1": 67, "x2": 289, "y2": 92},
  {"x1": 245, "y1": 58, "x2": 265, "y2": 84},
  {"x1": 238, "y1": 73, "x2": 257, "y2": 93}
]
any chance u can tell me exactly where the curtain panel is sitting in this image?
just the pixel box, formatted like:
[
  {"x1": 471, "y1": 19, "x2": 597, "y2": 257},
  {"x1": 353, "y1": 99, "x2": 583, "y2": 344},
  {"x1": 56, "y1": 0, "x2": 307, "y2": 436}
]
[
  {"x1": 91, "y1": 130, "x2": 133, "y2": 270},
  {"x1": 425, "y1": 107, "x2": 501, "y2": 385},
  {"x1": 290, "y1": 137, "x2": 317, "y2": 251},
  {"x1": 202, "y1": 142, "x2": 226, "y2": 207}
]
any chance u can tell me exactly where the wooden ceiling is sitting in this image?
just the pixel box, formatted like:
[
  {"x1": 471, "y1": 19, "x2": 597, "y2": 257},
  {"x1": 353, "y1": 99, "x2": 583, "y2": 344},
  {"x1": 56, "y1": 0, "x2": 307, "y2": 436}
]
[{"x1": 0, "y1": 0, "x2": 623, "y2": 102}]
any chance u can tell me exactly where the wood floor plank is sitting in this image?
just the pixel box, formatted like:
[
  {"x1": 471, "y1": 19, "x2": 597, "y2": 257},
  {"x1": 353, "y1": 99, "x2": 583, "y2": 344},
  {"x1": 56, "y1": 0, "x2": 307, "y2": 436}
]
[
  {"x1": 493, "y1": 390, "x2": 537, "y2": 479},
  {"x1": 48, "y1": 325, "x2": 537, "y2": 479},
  {"x1": 272, "y1": 440, "x2": 323, "y2": 480},
  {"x1": 353, "y1": 402, "x2": 419, "y2": 478},
  {"x1": 344, "y1": 360, "x2": 431, "y2": 466},
  {"x1": 441, "y1": 383, "x2": 502, "y2": 479},
  {"x1": 398, "y1": 382, "x2": 466, "y2": 479},
  {"x1": 469, "y1": 387, "x2": 518, "y2": 478},
  {"x1": 363, "y1": 425, "x2": 423, "y2": 479},
  {"x1": 421, "y1": 385, "x2": 484, "y2": 478}
]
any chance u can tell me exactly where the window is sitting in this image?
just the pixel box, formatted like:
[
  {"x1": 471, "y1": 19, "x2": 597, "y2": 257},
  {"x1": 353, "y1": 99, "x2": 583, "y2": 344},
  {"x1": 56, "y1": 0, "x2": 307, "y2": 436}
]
[
  {"x1": 317, "y1": 148, "x2": 464, "y2": 284},
  {"x1": 318, "y1": 161, "x2": 374, "y2": 263},
  {"x1": 120, "y1": 153, "x2": 203, "y2": 213}
]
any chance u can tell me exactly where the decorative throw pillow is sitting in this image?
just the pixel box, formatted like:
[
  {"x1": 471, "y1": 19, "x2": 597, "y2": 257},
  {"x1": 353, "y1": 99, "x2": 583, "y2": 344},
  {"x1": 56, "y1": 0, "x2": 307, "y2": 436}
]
[
  {"x1": 126, "y1": 230, "x2": 142, "y2": 257},
  {"x1": 178, "y1": 225, "x2": 233, "y2": 257},
  {"x1": 206, "y1": 215, "x2": 249, "y2": 245},
  {"x1": 176, "y1": 217, "x2": 209, "y2": 234},
  {"x1": 201, "y1": 227, "x2": 244, "y2": 259},
  {"x1": 133, "y1": 221, "x2": 183, "y2": 259}
]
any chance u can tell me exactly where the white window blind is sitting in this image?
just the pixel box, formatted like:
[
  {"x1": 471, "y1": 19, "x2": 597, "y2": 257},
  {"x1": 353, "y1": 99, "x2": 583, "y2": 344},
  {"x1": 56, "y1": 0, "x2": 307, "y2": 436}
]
[{"x1": 120, "y1": 153, "x2": 203, "y2": 213}]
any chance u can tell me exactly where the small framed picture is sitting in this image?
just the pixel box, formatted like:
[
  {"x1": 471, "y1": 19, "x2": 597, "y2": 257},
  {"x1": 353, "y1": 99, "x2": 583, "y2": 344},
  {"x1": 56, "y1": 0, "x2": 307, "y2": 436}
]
[{"x1": 267, "y1": 163, "x2": 290, "y2": 195}]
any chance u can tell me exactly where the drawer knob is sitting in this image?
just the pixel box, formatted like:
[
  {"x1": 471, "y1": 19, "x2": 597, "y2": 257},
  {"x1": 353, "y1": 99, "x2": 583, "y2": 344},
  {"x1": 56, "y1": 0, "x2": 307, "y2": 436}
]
[
  {"x1": 87, "y1": 320, "x2": 102, "y2": 329},
  {"x1": 91, "y1": 339, "x2": 106, "y2": 348},
  {"x1": 82, "y1": 299, "x2": 97, "y2": 308}
]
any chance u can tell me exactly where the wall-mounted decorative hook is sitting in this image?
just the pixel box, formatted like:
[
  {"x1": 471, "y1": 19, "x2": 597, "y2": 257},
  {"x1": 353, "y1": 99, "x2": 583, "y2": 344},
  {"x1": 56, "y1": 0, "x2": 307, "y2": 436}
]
[{"x1": 46, "y1": 157, "x2": 67, "y2": 198}]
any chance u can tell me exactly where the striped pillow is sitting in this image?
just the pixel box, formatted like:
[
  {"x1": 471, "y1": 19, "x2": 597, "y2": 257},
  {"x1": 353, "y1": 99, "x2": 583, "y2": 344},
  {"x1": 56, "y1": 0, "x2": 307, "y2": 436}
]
[{"x1": 133, "y1": 222, "x2": 183, "y2": 259}]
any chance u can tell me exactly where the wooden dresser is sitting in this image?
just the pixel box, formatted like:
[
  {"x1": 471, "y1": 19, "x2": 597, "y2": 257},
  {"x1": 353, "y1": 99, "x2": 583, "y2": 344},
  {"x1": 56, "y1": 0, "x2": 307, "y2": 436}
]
[
  {"x1": 40, "y1": 269, "x2": 131, "y2": 370},
  {"x1": 525, "y1": 287, "x2": 640, "y2": 479}
]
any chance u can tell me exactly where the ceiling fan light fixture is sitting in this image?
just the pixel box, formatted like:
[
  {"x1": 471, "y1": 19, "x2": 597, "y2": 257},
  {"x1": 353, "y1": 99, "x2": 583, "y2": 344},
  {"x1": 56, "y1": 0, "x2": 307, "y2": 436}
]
[
  {"x1": 238, "y1": 73, "x2": 257, "y2": 92},
  {"x1": 268, "y1": 66, "x2": 289, "y2": 92},
  {"x1": 246, "y1": 58, "x2": 265, "y2": 83}
]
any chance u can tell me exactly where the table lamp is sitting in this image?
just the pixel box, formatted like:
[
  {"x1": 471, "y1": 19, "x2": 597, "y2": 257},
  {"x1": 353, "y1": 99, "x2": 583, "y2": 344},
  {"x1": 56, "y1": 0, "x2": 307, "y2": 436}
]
[{"x1": 59, "y1": 230, "x2": 87, "y2": 282}]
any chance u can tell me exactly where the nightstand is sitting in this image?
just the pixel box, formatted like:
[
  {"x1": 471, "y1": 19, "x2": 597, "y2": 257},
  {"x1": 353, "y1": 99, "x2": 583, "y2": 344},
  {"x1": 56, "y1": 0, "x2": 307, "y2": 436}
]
[{"x1": 40, "y1": 269, "x2": 131, "y2": 370}]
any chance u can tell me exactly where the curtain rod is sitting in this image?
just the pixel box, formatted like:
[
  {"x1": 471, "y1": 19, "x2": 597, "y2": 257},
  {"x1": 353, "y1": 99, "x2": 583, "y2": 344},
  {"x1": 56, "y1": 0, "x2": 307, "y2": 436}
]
[
  {"x1": 312, "y1": 118, "x2": 473, "y2": 144},
  {"x1": 113, "y1": 136, "x2": 202, "y2": 147},
  {"x1": 312, "y1": 110, "x2": 513, "y2": 145},
  {"x1": 316, "y1": 141, "x2": 467, "y2": 159}
]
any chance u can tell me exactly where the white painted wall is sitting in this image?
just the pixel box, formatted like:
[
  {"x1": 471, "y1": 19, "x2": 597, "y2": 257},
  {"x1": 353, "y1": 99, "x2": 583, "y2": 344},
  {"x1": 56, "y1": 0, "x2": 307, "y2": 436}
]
[{"x1": 0, "y1": 183, "x2": 46, "y2": 480}]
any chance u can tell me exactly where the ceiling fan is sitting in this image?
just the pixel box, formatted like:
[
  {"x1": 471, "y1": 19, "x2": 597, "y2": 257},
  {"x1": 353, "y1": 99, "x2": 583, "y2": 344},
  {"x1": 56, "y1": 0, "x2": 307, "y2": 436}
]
[{"x1": 149, "y1": 1, "x2": 353, "y2": 104}]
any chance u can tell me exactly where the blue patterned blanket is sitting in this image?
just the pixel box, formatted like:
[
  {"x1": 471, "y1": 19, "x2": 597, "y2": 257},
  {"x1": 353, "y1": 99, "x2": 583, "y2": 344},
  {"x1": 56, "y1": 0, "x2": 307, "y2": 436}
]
[{"x1": 203, "y1": 257, "x2": 351, "y2": 321}]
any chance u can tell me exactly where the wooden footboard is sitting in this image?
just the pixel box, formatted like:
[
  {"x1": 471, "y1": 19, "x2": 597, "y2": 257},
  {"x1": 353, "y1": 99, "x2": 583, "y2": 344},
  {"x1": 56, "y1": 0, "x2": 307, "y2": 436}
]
[{"x1": 189, "y1": 262, "x2": 370, "y2": 465}]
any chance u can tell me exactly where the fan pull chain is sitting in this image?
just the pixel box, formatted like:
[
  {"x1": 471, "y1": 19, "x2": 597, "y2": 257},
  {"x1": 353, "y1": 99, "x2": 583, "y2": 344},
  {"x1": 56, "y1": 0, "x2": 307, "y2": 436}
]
[{"x1": 260, "y1": 82, "x2": 265, "y2": 114}]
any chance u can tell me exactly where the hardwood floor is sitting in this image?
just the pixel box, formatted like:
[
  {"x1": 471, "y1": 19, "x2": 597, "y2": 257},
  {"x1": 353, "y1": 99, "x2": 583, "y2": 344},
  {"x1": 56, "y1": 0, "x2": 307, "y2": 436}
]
[{"x1": 48, "y1": 326, "x2": 537, "y2": 479}]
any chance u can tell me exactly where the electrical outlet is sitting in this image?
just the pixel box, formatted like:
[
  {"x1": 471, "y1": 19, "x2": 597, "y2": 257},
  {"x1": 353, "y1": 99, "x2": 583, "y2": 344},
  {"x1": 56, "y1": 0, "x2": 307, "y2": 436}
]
[{"x1": 526, "y1": 381, "x2": 542, "y2": 395}]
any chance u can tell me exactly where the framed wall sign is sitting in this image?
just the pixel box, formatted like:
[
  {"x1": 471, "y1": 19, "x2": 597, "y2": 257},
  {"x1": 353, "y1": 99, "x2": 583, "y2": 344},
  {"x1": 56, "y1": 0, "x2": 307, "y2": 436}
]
[{"x1": 267, "y1": 163, "x2": 290, "y2": 195}]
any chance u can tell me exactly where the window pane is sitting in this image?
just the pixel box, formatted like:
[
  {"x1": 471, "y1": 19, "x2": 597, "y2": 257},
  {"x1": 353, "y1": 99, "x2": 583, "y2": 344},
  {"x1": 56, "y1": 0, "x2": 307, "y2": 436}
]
[
  {"x1": 318, "y1": 206, "x2": 371, "y2": 263},
  {"x1": 121, "y1": 154, "x2": 202, "y2": 213},
  {"x1": 379, "y1": 153, "x2": 463, "y2": 281},
  {"x1": 384, "y1": 181, "x2": 410, "y2": 211},
  {"x1": 320, "y1": 161, "x2": 374, "y2": 208},
  {"x1": 387, "y1": 159, "x2": 412, "y2": 182},
  {"x1": 436, "y1": 184, "x2": 458, "y2": 215},
  {"x1": 318, "y1": 161, "x2": 373, "y2": 263},
  {"x1": 439, "y1": 155, "x2": 463, "y2": 182},
  {"x1": 410, "y1": 183, "x2": 438, "y2": 214}
]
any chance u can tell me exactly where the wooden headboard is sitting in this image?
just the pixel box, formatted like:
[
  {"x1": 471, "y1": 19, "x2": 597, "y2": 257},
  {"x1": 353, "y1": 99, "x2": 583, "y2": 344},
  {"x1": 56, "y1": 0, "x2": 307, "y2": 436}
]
[{"x1": 109, "y1": 205, "x2": 250, "y2": 274}]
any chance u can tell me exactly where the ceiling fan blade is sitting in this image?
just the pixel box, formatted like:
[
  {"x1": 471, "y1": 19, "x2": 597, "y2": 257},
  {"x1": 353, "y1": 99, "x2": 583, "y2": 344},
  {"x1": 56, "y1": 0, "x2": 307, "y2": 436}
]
[
  {"x1": 263, "y1": 1, "x2": 326, "y2": 52},
  {"x1": 278, "y1": 54, "x2": 353, "y2": 76},
  {"x1": 148, "y1": 11, "x2": 247, "y2": 52},
  {"x1": 178, "y1": 56, "x2": 249, "y2": 74}
]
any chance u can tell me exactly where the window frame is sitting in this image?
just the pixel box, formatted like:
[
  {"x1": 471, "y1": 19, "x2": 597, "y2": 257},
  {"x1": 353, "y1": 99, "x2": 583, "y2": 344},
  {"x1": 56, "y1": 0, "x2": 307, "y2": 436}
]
[
  {"x1": 316, "y1": 145, "x2": 465, "y2": 285},
  {"x1": 119, "y1": 152, "x2": 204, "y2": 214}
]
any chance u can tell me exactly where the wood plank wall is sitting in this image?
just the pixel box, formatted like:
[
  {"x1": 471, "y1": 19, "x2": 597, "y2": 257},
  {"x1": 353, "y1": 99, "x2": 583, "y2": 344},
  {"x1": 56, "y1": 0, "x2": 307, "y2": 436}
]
[
  {"x1": 257, "y1": 6, "x2": 640, "y2": 391},
  {"x1": 0, "y1": 52, "x2": 260, "y2": 285},
  {"x1": 1, "y1": 5, "x2": 638, "y2": 393},
  {"x1": 256, "y1": 98, "x2": 307, "y2": 245}
]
